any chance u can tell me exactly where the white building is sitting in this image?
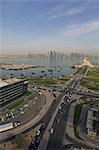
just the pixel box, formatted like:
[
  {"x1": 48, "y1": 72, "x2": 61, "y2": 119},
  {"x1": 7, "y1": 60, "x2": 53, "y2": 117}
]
[{"x1": 75, "y1": 57, "x2": 93, "y2": 68}]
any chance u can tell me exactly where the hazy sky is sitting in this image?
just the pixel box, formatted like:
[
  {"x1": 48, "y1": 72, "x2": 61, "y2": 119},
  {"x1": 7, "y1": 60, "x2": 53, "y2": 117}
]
[{"x1": 0, "y1": 0, "x2": 99, "y2": 55}]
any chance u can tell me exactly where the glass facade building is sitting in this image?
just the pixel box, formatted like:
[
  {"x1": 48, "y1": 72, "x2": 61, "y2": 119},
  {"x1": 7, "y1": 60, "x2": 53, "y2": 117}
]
[{"x1": 0, "y1": 79, "x2": 28, "y2": 108}]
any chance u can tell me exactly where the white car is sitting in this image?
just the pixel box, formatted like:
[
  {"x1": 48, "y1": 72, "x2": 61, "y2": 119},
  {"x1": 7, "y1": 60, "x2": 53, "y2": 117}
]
[
  {"x1": 14, "y1": 122, "x2": 17, "y2": 127},
  {"x1": 67, "y1": 99, "x2": 70, "y2": 102},
  {"x1": 24, "y1": 104, "x2": 28, "y2": 108},
  {"x1": 5, "y1": 113, "x2": 8, "y2": 117},
  {"x1": 17, "y1": 122, "x2": 21, "y2": 126},
  {"x1": 36, "y1": 130, "x2": 40, "y2": 136},
  {"x1": 1, "y1": 117, "x2": 4, "y2": 122},
  {"x1": 39, "y1": 92, "x2": 42, "y2": 95},
  {"x1": 20, "y1": 111, "x2": 24, "y2": 115},
  {"x1": 12, "y1": 115, "x2": 15, "y2": 118},
  {"x1": 19, "y1": 108, "x2": 23, "y2": 111},
  {"x1": 58, "y1": 106, "x2": 62, "y2": 110},
  {"x1": 50, "y1": 128, "x2": 54, "y2": 134}
]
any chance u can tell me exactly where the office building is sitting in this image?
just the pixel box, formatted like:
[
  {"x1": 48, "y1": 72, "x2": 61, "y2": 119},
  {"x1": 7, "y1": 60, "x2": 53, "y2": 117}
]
[{"x1": 0, "y1": 78, "x2": 28, "y2": 108}]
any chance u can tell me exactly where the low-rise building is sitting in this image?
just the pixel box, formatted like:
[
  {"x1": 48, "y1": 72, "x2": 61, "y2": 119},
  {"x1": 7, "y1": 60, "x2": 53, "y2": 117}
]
[
  {"x1": 86, "y1": 107, "x2": 99, "y2": 138},
  {"x1": 0, "y1": 78, "x2": 28, "y2": 108}
]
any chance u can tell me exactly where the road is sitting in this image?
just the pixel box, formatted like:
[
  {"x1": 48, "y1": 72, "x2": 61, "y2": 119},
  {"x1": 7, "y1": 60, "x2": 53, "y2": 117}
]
[
  {"x1": 0, "y1": 90, "x2": 53, "y2": 143},
  {"x1": 47, "y1": 100, "x2": 70, "y2": 149},
  {"x1": 1, "y1": 67, "x2": 98, "y2": 149},
  {"x1": 46, "y1": 79, "x2": 84, "y2": 150},
  {"x1": 38, "y1": 67, "x2": 97, "y2": 150}
]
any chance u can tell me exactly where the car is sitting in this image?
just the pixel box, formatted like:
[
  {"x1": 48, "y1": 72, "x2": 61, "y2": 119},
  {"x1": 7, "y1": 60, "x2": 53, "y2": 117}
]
[
  {"x1": 24, "y1": 104, "x2": 28, "y2": 108},
  {"x1": 28, "y1": 143, "x2": 35, "y2": 150},
  {"x1": 50, "y1": 128, "x2": 54, "y2": 134},
  {"x1": 10, "y1": 112, "x2": 13, "y2": 115},
  {"x1": 5, "y1": 113, "x2": 8, "y2": 117},
  {"x1": 34, "y1": 86, "x2": 37, "y2": 89},
  {"x1": 12, "y1": 115, "x2": 15, "y2": 118},
  {"x1": 58, "y1": 106, "x2": 62, "y2": 110},
  {"x1": 20, "y1": 111, "x2": 24, "y2": 115},
  {"x1": 14, "y1": 122, "x2": 18, "y2": 127},
  {"x1": 67, "y1": 99, "x2": 70, "y2": 102},
  {"x1": 39, "y1": 123, "x2": 45, "y2": 132},
  {"x1": 17, "y1": 121, "x2": 21, "y2": 126},
  {"x1": 53, "y1": 97, "x2": 56, "y2": 100},
  {"x1": 39, "y1": 92, "x2": 42, "y2": 95},
  {"x1": 19, "y1": 108, "x2": 23, "y2": 111},
  {"x1": 1, "y1": 117, "x2": 4, "y2": 122},
  {"x1": 34, "y1": 139, "x2": 40, "y2": 148},
  {"x1": 36, "y1": 130, "x2": 40, "y2": 136},
  {"x1": 31, "y1": 138, "x2": 36, "y2": 144}
]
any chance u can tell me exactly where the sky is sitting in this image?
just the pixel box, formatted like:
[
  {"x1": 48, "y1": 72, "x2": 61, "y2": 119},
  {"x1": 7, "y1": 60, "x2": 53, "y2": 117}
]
[{"x1": 0, "y1": 0, "x2": 99, "y2": 55}]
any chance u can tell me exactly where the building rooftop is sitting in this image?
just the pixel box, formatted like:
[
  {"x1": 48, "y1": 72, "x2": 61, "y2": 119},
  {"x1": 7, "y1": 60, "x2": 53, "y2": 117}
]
[
  {"x1": 0, "y1": 122, "x2": 13, "y2": 132},
  {"x1": 0, "y1": 78, "x2": 22, "y2": 88}
]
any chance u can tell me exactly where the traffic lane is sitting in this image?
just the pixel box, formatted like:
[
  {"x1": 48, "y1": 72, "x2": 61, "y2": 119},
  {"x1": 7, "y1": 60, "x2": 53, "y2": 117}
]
[
  {"x1": 80, "y1": 106, "x2": 88, "y2": 133},
  {"x1": 65, "y1": 133, "x2": 93, "y2": 149},
  {"x1": 1, "y1": 93, "x2": 46, "y2": 126},
  {"x1": 28, "y1": 79, "x2": 78, "y2": 148},
  {"x1": 15, "y1": 94, "x2": 46, "y2": 123},
  {"x1": 0, "y1": 92, "x2": 41, "y2": 124},
  {"x1": 2, "y1": 92, "x2": 63, "y2": 143},
  {"x1": 47, "y1": 88, "x2": 88, "y2": 149},
  {"x1": 27, "y1": 93, "x2": 65, "y2": 149},
  {"x1": 28, "y1": 80, "x2": 76, "y2": 149},
  {"x1": 76, "y1": 91, "x2": 99, "y2": 98},
  {"x1": 42, "y1": 93, "x2": 65, "y2": 124},
  {"x1": 47, "y1": 103, "x2": 70, "y2": 150},
  {"x1": 25, "y1": 92, "x2": 65, "y2": 134}
]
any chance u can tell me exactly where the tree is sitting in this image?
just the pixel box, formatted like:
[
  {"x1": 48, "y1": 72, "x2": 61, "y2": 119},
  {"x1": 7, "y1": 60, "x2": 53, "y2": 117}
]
[{"x1": 15, "y1": 134, "x2": 26, "y2": 148}]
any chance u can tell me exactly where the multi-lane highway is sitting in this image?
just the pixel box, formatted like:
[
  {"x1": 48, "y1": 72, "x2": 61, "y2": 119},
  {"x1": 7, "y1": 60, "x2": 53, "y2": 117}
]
[
  {"x1": 28, "y1": 67, "x2": 97, "y2": 150},
  {"x1": 1, "y1": 67, "x2": 98, "y2": 149},
  {"x1": 46, "y1": 77, "x2": 92, "y2": 150},
  {"x1": 28, "y1": 75, "x2": 82, "y2": 150}
]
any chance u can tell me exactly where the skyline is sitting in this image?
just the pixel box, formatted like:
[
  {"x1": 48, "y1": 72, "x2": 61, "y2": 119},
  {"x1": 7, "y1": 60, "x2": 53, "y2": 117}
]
[{"x1": 0, "y1": 0, "x2": 99, "y2": 55}]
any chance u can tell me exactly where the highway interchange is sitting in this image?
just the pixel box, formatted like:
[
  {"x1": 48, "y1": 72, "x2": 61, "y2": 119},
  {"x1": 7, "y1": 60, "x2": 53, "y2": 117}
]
[
  {"x1": 0, "y1": 67, "x2": 99, "y2": 150},
  {"x1": 28, "y1": 67, "x2": 99, "y2": 150}
]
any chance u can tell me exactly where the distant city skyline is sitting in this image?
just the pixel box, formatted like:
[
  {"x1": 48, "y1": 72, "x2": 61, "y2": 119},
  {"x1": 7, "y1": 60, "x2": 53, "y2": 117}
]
[{"x1": 0, "y1": 0, "x2": 99, "y2": 55}]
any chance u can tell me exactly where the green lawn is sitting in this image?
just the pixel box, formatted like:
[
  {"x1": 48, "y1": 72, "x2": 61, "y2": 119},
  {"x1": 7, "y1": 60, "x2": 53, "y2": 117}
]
[
  {"x1": 81, "y1": 79, "x2": 99, "y2": 91},
  {"x1": 74, "y1": 100, "x2": 99, "y2": 138},
  {"x1": 73, "y1": 103, "x2": 83, "y2": 138},
  {"x1": 81, "y1": 70, "x2": 99, "y2": 91},
  {"x1": 7, "y1": 91, "x2": 32, "y2": 110},
  {"x1": 86, "y1": 70, "x2": 99, "y2": 78},
  {"x1": 26, "y1": 91, "x2": 32, "y2": 96},
  {"x1": 7, "y1": 98, "x2": 24, "y2": 110},
  {"x1": 84, "y1": 77, "x2": 99, "y2": 83},
  {"x1": 27, "y1": 77, "x2": 69, "y2": 85}
]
